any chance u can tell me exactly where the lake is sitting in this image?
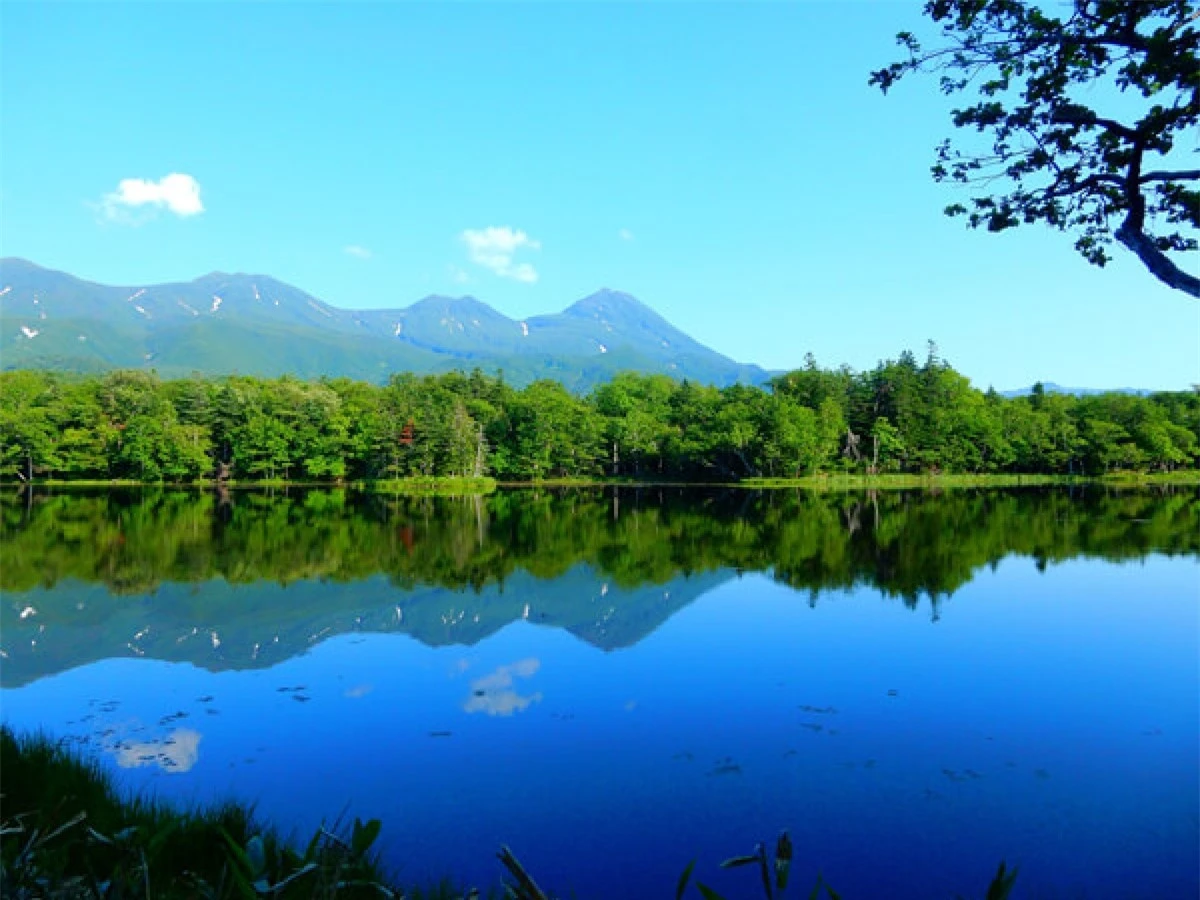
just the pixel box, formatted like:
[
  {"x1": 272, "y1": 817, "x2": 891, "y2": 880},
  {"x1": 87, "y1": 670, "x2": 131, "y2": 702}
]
[{"x1": 1, "y1": 486, "x2": 1197, "y2": 898}]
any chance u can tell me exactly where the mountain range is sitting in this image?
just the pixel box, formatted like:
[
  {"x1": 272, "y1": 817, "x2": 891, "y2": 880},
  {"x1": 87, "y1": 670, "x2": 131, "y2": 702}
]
[
  {"x1": 0, "y1": 258, "x2": 768, "y2": 390},
  {"x1": 999, "y1": 382, "x2": 1154, "y2": 398}
]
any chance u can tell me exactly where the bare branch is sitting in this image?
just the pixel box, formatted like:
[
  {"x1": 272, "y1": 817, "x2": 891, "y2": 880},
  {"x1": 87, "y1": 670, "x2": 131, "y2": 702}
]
[
  {"x1": 1116, "y1": 221, "x2": 1200, "y2": 298},
  {"x1": 1140, "y1": 169, "x2": 1200, "y2": 184}
]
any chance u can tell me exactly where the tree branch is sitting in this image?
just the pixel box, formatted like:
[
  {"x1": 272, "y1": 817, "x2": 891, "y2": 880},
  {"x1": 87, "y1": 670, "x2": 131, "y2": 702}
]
[
  {"x1": 1116, "y1": 220, "x2": 1200, "y2": 298},
  {"x1": 1049, "y1": 106, "x2": 1139, "y2": 139},
  {"x1": 1140, "y1": 169, "x2": 1200, "y2": 184}
]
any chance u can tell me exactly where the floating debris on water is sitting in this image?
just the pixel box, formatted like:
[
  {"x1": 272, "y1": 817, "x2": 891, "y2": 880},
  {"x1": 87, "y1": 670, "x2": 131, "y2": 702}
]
[
  {"x1": 798, "y1": 705, "x2": 838, "y2": 714},
  {"x1": 707, "y1": 758, "x2": 742, "y2": 777},
  {"x1": 428, "y1": 731, "x2": 453, "y2": 738}
]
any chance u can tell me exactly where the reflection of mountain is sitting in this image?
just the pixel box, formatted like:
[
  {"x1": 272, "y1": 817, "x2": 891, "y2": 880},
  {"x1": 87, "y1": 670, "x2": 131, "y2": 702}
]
[
  {"x1": 0, "y1": 566, "x2": 734, "y2": 688},
  {"x1": 2, "y1": 485, "x2": 1196, "y2": 686}
]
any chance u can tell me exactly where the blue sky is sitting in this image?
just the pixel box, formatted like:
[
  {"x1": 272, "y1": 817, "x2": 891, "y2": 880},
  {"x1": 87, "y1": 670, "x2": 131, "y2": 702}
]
[{"x1": 2, "y1": 1, "x2": 1197, "y2": 390}]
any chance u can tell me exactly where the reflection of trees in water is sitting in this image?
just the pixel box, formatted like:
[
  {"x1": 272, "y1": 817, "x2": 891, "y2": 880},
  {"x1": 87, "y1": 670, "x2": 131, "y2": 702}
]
[
  {"x1": 2, "y1": 486, "x2": 1195, "y2": 603},
  {"x1": 1, "y1": 486, "x2": 1196, "y2": 685}
]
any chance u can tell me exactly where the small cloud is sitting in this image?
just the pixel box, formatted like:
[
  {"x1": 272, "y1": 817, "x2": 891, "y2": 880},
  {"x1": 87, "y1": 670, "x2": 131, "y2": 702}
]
[
  {"x1": 506, "y1": 262, "x2": 538, "y2": 283},
  {"x1": 111, "y1": 728, "x2": 202, "y2": 774},
  {"x1": 461, "y1": 226, "x2": 540, "y2": 283},
  {"x1": 447, "y1": 265, "x2": 471, "y2": 285},
  {"x1": 344, "y1": 245, "x2": 372, "y2": 259},
  {"x1": 463, "y1": 657, "x2": 542, "y2": 716},
  {"x1": 618, "y1": 228, "x2": 634, "y2": 241},
  {"x1": 100, "y1": 173, "x2": 204, "y2": 223}
]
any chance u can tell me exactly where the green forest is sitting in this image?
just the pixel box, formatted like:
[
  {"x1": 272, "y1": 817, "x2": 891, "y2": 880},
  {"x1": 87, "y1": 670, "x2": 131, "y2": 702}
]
[{"x1": 2, "y1": 348, "x2": 1197, "y2": 483}]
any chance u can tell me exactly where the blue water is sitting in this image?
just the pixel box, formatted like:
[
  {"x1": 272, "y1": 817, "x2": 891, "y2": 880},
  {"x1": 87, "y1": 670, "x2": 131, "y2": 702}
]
[{"x1": 3, "y1": 556, "x2": 1197, "y2": 898}]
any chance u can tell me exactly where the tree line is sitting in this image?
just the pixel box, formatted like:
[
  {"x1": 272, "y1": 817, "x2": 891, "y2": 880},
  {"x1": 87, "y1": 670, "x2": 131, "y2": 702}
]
[
  {"x1": 2, "y1": 348, "x2": 1197, "y2": 482},
  {"x1": 3, "y1": 485, "x2": 1195, "y2": 616}
]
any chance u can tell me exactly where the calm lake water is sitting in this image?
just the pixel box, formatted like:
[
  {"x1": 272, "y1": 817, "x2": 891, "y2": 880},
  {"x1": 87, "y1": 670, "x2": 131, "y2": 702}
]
[{"x1": 2, "y1": 486, "x2": 1197, "y2": 898}]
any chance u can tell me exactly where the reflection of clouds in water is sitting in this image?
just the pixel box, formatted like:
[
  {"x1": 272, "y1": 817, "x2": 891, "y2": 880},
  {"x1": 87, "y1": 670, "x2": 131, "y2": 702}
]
[
  {"x1": 463, "y1": 658, "x2": 542, "y2": 716},
  {"x1": 344, "y1": 683, "x2": 373, "y2": 699},
  {"x1": 112, "y1": 728, "x2": 202, "y2": 774}
]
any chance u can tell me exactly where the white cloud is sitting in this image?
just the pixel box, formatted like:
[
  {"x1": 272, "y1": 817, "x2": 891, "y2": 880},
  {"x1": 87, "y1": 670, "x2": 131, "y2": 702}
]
[
  {"x1": 447, "y1": 265, "x2": 471, "y2": 284},
  {"x1": 506, "y1": 262, "x2": 538, "y2": 283},
  {"x1": 111, "y1": 727, "x2": 202, "y2": 774},
  {"x1": 463, "y1": 657, "x2": 542, "y2": 716},
  {"x1": 101, "y1": 173, "x2": 204, "y2": 222},
  {"x1": 461, "y1": 225, "x2": 541, "y2": 283},
  {"x1": 619, "y1": 228, "x2": 635, "y2": 241},
  {"x1": 344, "y1": 245, "x2": 372, "y2": 259}
]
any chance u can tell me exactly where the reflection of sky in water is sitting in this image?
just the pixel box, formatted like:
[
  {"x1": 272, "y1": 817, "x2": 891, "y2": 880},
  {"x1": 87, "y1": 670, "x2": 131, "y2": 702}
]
[
  {"x1": 111, "y1": 727, "x2": 202, "y2": 774},
  {"x1": 2, "y1": 556, "x2": 1197, "y2": 899},
  {"x1": 463, "y1": 658, "x2": 542, "y2": 716}
]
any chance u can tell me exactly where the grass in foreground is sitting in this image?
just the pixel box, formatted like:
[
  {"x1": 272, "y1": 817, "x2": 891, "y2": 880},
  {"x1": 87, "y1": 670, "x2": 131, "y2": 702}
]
[
  {"x1": 0, "y1": 728, "x2": 465, "y2": 899},
  {"x1": 1, "y1": 727, "x2": 1019, "y2": 899}
]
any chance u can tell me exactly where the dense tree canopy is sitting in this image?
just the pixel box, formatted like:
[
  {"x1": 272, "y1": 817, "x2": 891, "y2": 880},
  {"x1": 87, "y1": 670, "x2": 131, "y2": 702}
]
[
  {"x1": 1, "y1": 353, "x2": 1197, "y2": 483},
  {"x1": 871, "y1": 1, "x2": 1199, "y2": 297}
]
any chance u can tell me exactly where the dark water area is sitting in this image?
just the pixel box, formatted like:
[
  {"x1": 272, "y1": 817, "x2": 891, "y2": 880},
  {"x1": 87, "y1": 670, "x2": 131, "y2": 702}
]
[{"x1": 2, "y1": 486, "x2": 1197, "y2": 898}]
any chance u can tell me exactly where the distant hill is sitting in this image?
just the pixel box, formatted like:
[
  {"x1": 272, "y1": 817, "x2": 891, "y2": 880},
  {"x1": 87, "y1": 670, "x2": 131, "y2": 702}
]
[
  {"x1": 0, "y1": 258, "x2": 768, "y2": 390},
  {"x1": 1000, "y1": 382, "x2": 1156, "y2": 398}
]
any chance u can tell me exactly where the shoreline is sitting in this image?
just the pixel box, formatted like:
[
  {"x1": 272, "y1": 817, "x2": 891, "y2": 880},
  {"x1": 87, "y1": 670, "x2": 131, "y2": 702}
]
[{"x1": 3, "y1": 471, "x2": 1198, "y2": 492}]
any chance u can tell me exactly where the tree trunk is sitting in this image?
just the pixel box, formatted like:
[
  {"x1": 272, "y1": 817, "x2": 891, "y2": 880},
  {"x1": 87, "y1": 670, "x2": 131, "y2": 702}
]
[{"x1": 473, "y1": 425, "x2": 485, "y2": 478}]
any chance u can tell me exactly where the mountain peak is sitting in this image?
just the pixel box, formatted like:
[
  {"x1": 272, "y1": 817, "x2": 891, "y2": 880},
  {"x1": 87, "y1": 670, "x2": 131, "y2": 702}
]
[
  {"x1": 406, "y1": 294, "x2": 511, "y2": 319},
  {"x1": 563, "y1": 289, "x2": 655, "y2": 319}
]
